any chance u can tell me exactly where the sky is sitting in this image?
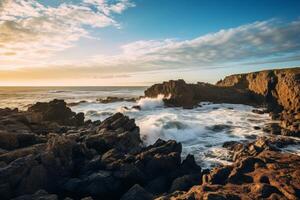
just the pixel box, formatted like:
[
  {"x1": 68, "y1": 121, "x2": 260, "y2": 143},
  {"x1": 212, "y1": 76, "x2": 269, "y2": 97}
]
[{"x1": 0, "y1": 0, "x2": 300, "y2": 86}]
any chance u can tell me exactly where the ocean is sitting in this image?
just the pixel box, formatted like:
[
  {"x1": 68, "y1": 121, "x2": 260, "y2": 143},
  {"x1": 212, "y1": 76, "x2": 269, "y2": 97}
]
[{"x1": 0, "y1": 86, "x2": 274, "y2": 168}]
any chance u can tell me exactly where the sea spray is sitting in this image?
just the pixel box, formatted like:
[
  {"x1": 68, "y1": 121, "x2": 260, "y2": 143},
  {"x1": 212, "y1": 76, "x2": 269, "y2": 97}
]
[{"x1": 137, "y1": 94, "x2": 170, "y2": 110}]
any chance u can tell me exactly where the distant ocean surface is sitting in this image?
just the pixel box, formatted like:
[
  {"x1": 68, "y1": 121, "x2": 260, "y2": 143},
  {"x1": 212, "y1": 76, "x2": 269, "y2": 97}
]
[
  {"x1": 0, "y1": 86, "x2": 276, "y2": 168},
  {"x1": 0, "y1": 86, "x2": 146, "y2": 109}
]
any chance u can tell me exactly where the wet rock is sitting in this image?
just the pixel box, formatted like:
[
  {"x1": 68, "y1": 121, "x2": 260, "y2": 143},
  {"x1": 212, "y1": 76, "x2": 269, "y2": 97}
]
[
  {"x1": 132, "y1": 105, "x2": 141, "y2": 110},
  {"x1": 97, "y1": 97, "x2": 136, "y2": 104},
  {"x1": 67, "y1": 101, "x2": 88, "y2": 107},
  {"x1": 205, "y1": 124, "x2": 232, "y2": 132},
  {"x1": 252, "y1": 109, "x2": 268, "y2": 114}
]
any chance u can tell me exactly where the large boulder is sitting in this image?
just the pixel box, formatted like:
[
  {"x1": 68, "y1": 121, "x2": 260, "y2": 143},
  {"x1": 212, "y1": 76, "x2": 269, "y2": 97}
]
[
  {"x1": 85, "y1": 113, "x2": 142, "y2": 153},
  {"x1": 27, "y1": 99, "x2": 84, "y2": 126}
]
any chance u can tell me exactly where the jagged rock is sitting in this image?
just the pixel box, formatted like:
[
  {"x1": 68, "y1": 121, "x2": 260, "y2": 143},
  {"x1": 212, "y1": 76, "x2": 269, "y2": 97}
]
[
  {"x1": 85, "y1": 113, "x2": 141, "y2": 153},
  {"x1": 145, "y1": 79, "x2": 260, "y2": 109},
  {"x1": 160, "y1": 150, "x2": 300, "y2": 200},
  {"x1": 120, "y1": 184, "x2": 153, "y2": 200},
  {"x1": 146, "y1": 68, "x2": 300, "y2": 137},
  {"x1": 27, "y1": 99, "x2": 84, "y2": 126}
]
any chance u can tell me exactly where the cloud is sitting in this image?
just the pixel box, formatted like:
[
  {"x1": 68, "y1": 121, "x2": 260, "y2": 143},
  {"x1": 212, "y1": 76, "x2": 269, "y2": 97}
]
[
  {"x1": 74, "y1": 19, "x2": 300, "y2": 73},
  {"x1": 0, "y1": 0, "x2": 134, "y2": 65},
  {"x1": 109, "y1": 19, "x2": 300, "y2": 69},
  {"x1": 1, "y1": 15, "x2": 300, "y2": 83}
]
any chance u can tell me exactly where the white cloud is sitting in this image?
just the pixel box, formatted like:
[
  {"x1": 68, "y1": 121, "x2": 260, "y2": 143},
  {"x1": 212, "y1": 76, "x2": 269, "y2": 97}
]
[
  {"x1": 83, "y1": 19, "x2": 300, "y2": 72},
  {"x1": 0, "y1": 3, "x2": 300, "y2": 83},
  {"x1": 0, "y1": 0, "x2": 134, "y2": 65}
]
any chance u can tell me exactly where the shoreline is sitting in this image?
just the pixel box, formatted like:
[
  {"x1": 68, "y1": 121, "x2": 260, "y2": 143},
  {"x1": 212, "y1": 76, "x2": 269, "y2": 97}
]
[{"x1": 0, "y1": 67, "x2": 299, "y2": 200}]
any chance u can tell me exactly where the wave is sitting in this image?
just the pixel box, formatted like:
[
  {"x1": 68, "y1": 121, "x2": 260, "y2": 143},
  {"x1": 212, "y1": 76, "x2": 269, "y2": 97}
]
[
  {"x1": 136, "y1": 94, "x2": 168, "y2": 110},
  {"x1": 71, "y1": 99, "x2": 274, "y2": 168},
  {"x1": 48, "y1": 90, "x2": 69, "y2": 94}
]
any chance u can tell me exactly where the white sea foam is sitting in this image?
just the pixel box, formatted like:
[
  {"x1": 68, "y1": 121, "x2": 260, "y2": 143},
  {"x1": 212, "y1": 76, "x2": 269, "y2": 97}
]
[
  {"x1": 70, "y1": 96, "x2": 274, "y2": 168},
  {"x1": 33, "y1": 94, "x2": 276, "y2": 168},
  {"x1": 137, "y1": 94, "x2": 166, "y2": 110}
]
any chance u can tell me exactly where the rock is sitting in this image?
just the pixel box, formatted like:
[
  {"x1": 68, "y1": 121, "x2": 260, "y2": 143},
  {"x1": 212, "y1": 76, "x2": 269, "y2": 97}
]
[
  {"x1": 250, "y1": 183, "x2": 281, "y2": 198},
  {"x1": 145, "y1": 79, "x2": 260, "y2": 109},
  {"x1": 146, "y1": 68, "x2": 300, "y2": 137},
  {"x1": 169, "y1": 174, "x2": 201, "y2": 192},
  {"x1": 252, "y1": 109, "x2": 268, "y2": 114},
  {"x1": 121, "y1": 184, "x2": 153, "y2": 200},
  {"x1": 0, "y1": 143, "x2": 46, "y2": 164},
  {"x1": 97, "y1": 97, "x2": 136, "y2": 104},
  {"x1": 0, "y1": 131, "x2": 42, "y2": 150},
  {"x1": 145, "y1": 176, "x2": 169, "y2": 195},
  {"x1": 27, "y1": 99, "x2": 84, "y2": 126},
  {"x1": 205, "y1": 124, "x2": 232, "y2": 132},
  {"x1": 145, "y1": 79, "x2": 196, "y2": 109},
  {"x1": 85, "y1": 113, "x2": 141, "y2": 153},
  {"x1": 132, "y1": 105, "x2": 141, "y2": 110},
  {"x1": 205, "y1": 166, "x2": 232, "y2": 185},
  {"x1": 162, "y1": 149, "x2": 300, "y2": 200},
  {"x1": 12, "y1": 190, "x2": 58, "y2": 200}
]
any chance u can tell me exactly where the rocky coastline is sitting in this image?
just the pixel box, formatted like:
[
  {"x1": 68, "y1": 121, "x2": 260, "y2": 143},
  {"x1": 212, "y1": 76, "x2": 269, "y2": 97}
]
[
  {"x1": 0, "y1": 67, "x2": 299, "y2": 200},
  {"x1": 145, "y1": 67, "x2": 300, "y2": 138}
]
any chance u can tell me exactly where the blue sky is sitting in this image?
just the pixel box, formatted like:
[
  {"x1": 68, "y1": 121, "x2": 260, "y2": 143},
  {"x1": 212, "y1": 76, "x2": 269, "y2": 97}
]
[{"x1": 0, "y1": 0, "x2": 300, "y2": 85}]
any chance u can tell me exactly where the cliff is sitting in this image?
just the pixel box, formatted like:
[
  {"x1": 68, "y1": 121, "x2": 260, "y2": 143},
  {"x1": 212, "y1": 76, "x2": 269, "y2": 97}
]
[
  {"x1": 145, "y1": 80, "x2": 262, "y2": 109},
  {"x1": 145, "y1": 67, "x2": 300, "y2": 137},
  {"x1": 216, "y1": 67, "x2": 300, "y2": 113}
]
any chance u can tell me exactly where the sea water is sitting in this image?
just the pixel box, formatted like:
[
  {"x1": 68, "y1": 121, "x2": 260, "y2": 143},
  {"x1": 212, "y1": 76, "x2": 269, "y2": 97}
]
[{"x1": 0, "y1": 86, "x2": 297, "y2": 168}]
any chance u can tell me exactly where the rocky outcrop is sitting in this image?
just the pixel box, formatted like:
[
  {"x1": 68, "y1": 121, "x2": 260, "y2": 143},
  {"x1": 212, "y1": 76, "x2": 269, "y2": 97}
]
[
  {"x1": 157, "y1": 137, "x2": 300, "y2": 200},
  {"x1": 97, "y1": 97, "x2": 136, "y2": 104},
  {"x1": 217, "y1": 68, "x2": 300, "y2": 112},
  {"x1": 145, "y1": 79, "x2": 261, "y2": 109},
  {"x1": 145, "y1": 67, "x2": 300, "y2": 137},
  {"x1": 217, "y1": 67, "x2": 300, "y2": 137},
  {"x1": 0, "y1": 101, "x2": 202, "y2": 200},
  {"x1": 27, "y1": 99, "x2": 84, "y2": 126}
]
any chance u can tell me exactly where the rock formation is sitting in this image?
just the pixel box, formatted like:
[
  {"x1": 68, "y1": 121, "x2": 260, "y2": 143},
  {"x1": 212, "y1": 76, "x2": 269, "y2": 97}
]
[
  {"x1": 157, "y1": 137, "x2": 300, "y2": 200},
  {"x1": 0, "y1": 100, "x2": 202, "y2": 200},
  {"x1": 217, "y1": 68, "x2": 300, "y2": 137},
  {"x1": 144, "y1": 79, "x2": 261, "y2": 109},
  {"x1": 145, "y1": 67, "x2": 300, "y2": 137}
]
